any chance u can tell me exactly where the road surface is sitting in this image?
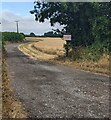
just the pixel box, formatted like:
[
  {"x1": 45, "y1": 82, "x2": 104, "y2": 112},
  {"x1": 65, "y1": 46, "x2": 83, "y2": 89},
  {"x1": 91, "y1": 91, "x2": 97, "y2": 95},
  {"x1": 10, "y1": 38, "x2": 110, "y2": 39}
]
[{"x1": 6, "y1": 43, "x2": 109, "y2": 118}]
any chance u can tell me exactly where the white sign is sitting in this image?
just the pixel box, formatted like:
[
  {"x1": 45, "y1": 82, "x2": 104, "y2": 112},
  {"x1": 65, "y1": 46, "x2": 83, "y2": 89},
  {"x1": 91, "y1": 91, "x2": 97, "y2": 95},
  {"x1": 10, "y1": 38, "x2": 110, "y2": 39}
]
[{"x1": 63, "y1": 35, "x2": 71, "y2": 41}]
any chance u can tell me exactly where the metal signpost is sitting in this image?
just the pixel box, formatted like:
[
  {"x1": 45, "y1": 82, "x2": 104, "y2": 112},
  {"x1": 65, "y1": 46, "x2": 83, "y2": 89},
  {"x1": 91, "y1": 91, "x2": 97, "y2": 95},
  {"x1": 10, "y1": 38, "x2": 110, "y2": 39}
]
[{"x1": 63, "y1": 35, "x2": 71, "y2": 57}]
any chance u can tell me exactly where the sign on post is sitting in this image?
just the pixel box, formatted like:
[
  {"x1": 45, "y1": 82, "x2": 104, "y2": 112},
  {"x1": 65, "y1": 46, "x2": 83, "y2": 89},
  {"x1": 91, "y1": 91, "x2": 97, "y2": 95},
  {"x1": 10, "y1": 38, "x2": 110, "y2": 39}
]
[
  {"x1": 63, "y1": 35, "x2": 71, "y2": 41},
  {"x1": 63, "y1": 35, "x2": 71, "y2": 57}
]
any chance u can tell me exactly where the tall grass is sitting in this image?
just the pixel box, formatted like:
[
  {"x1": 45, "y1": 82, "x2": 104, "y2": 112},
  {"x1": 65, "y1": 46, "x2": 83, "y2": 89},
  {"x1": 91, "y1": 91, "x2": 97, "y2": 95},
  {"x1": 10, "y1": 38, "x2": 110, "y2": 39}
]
[{"x1": 68, "y1": 41, "x2": 109, "y2": 62}]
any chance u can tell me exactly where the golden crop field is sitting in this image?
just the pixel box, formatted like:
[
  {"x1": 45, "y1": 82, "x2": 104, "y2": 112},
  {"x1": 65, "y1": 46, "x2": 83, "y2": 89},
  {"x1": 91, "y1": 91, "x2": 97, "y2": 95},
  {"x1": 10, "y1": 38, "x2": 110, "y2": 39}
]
[
  {"x1": 25, "y1": 37, "x2": 65, "y2": 56},
  {"x1": 26, "y1": 37, "x2": 65, "y2": 49},
  {"x1": 19, "y1": 37, "x2": 65, "y2": 61}
]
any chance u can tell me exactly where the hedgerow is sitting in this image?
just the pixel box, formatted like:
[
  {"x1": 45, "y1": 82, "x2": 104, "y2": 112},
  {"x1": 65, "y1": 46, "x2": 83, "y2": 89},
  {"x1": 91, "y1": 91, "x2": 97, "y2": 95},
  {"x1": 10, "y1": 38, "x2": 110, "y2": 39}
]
[{"x1": 2, "y1": 32, "x2": 25, "y2": 43}]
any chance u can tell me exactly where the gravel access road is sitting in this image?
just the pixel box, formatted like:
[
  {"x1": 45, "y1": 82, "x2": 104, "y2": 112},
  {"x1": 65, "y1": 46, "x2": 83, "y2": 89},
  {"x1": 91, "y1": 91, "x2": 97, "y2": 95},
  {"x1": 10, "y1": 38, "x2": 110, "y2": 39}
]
[{"x1": 6, "y1": 43, "x2": 109, "y2": 119}]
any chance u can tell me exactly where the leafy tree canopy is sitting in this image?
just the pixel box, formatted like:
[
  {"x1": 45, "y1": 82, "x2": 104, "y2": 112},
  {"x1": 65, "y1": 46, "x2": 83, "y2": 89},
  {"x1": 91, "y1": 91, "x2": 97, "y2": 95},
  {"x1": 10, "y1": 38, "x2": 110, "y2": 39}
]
[
  {"x1": 30, "y1": 32, "x2": 36, "y2": 37},
  {"x1": 30, "y1": 2, "x2": 110, "y2": 49}
]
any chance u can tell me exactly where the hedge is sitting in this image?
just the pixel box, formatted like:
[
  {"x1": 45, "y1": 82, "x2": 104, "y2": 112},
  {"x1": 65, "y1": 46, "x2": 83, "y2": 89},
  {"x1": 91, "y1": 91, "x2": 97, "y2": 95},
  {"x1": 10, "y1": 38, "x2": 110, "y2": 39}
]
[{"x1": 2, "y1": 32, "x2": 25, "y2": 42}]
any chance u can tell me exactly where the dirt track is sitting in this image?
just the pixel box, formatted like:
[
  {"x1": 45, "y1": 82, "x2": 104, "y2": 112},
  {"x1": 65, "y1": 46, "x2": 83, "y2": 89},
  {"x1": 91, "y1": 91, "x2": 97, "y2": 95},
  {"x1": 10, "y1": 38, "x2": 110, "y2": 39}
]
[{"x1": 6, "y1": 43, "x2": 109, "y2": 118}]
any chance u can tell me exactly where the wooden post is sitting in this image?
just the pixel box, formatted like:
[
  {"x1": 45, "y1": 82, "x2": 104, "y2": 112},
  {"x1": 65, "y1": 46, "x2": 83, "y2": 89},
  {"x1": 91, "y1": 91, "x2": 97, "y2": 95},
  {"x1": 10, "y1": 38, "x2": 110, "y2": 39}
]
[
  {"x1": 66, "y1": 40, "x2": 70, "y2": 57},
  {"x1": 63, "y1": 34, "x2": 71, "y2": 58}
]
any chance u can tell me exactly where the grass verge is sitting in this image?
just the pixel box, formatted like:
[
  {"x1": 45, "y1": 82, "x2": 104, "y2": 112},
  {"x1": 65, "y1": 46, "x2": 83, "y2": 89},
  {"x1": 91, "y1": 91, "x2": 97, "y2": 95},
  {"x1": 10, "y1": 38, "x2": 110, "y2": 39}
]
[
  {"x1": 2, "y1": 47, "x2": 27, "y2": 118},
  {"x1": 54, "y1": 55, "x2": 109, "y2": 76}
]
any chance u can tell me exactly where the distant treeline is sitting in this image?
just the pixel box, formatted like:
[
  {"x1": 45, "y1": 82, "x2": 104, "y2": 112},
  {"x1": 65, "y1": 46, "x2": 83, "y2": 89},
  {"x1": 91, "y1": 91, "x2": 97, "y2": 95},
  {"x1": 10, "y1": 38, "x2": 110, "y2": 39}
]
[
  {"x1": 25, "y1": 31, "x2": 62, "y2": 38},
  {"x1": 44, "y1": 31, "x2": 62, "y2": 37}
]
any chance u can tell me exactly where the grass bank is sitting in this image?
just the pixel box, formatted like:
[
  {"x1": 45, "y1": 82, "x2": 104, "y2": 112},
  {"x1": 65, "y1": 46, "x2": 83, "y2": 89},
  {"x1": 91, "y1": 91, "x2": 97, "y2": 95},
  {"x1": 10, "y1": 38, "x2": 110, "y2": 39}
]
[
  {"x1": 54, "y1": 55, "x2": 109, "y2": 76},
  {"x1": 2, "y1": 47, "x2": 27, "y2": 118}
]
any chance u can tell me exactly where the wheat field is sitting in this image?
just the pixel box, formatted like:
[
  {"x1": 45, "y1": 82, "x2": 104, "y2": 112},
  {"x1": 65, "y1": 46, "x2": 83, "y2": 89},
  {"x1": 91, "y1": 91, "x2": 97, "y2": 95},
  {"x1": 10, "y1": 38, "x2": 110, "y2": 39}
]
[
  {"x1": 19, "y1": 37, "x2": 65, "y2": 61},
  {"x1": 26, "y1": 37, "x2": 65, "y2": 56},
  {"x1": 26, "y1": 37, "x2": 65, "y2": 51}
]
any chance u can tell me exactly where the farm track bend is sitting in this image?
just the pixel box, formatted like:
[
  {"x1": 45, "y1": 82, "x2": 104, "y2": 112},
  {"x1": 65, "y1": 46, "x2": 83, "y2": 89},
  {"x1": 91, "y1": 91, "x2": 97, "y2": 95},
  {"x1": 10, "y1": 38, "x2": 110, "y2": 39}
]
[{"x1": 6, "y1": 42, "x2": 109, "y2": 118}]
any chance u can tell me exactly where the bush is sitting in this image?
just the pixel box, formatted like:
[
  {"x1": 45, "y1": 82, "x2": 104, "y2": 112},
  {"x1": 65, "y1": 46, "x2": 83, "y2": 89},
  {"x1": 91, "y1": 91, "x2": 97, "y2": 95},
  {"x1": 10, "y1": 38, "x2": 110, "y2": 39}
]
[
  {"x1": 2, "y1": 32, "x2": 25, "y2": 43},
  {"x1": 67, "y1": 41, "x2": 109, "y2": 62},
  {"x1": 82, "y1": 41, "x2": 108, "y2": 61}
]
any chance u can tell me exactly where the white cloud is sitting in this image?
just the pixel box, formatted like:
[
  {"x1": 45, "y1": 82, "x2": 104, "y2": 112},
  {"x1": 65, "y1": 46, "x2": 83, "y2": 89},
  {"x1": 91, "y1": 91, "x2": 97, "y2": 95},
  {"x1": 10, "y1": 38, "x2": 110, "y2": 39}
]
[{"x1": 2, "y1": 10, "x2": 64, "y2": 35}]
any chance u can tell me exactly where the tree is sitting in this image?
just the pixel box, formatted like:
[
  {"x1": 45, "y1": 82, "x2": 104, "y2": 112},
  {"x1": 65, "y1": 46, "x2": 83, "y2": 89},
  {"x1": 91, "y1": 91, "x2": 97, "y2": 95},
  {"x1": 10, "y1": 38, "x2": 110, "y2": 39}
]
[
  {"x1": 30, "y1": 32, "x2": 36, "y2": 37},
  {"x1": 44, "y1": 31, "x2": 53, "y2": 37},
  {"x1": 30, "y1": 2, "x2": 110, "y2": 49},
  {"x1": 91, "y1": 3, "x2": 111, "y2": 52},
  {"x1": 44, "y1": 31, "x2": 62, "y2": 37},
  {"x1": 30, "y1": 2, "x2": 95, "y2": 46}
]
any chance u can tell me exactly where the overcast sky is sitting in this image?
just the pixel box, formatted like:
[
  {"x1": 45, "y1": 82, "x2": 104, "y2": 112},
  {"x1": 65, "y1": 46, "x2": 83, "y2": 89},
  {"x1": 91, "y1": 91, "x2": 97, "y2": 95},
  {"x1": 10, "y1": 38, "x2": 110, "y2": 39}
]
[{"x1": 1, "y1": 2, "x2": 64, "y2": 35}]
